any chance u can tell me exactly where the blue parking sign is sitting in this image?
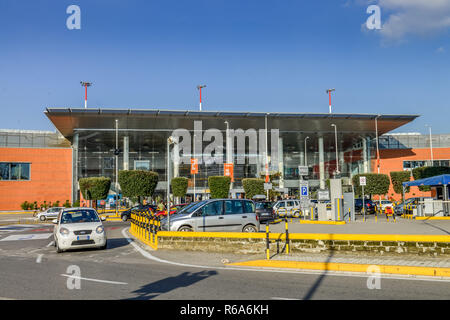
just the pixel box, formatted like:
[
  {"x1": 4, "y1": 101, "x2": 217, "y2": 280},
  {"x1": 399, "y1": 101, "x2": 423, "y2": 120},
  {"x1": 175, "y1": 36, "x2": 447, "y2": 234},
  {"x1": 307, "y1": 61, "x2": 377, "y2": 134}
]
[{"x1": 301, "y1": 186, "x2": 308, "y2": 196}]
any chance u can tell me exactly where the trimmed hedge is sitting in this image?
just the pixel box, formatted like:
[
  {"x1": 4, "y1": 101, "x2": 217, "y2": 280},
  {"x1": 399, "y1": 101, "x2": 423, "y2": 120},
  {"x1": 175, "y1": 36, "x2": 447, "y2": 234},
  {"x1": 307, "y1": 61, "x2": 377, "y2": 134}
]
[
  {"x1": 412, "y1": 166, "x2": 450, "y2": 191},
  {"x1": 79, "y1": 177, "x2": 111, "y2": 200},
  {"x1": 118, "y1": 170, "x2": 159, "y2": 203},
  {"x1": 171, "y1": 177, "x2": 189, "y2": 198},
  {"x1": 352, "y1": 173, "x2": 390, "y2": 197},
  {"x1": 390, "y1": 171, "x2": 411, "y2": 195},
  {"x1": 242, "y1": 178, "x2": 265, "y2": 199},
  {"x1": 208, "y1": 176, "x2": 231, "y2": 199}
]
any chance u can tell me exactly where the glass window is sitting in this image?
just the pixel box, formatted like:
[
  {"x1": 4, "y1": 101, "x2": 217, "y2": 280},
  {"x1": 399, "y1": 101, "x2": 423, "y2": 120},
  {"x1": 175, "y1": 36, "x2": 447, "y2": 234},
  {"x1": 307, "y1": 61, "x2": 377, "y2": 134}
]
[
  {"x1": 224, "y1": 200, "x2": 243, "y2": 215},
  {"x1": 256, "y1": 202, "x2": 272, "y2": 209},
  {"x1": 202, "y1": 201, "x2": 223, "y2": 216},
  {"x1": 287, "y1": 201, "x2": 295, "y2": 207},
  {"x1": 134, "y1": 160, "x2": 150, "y2": 171},
  {"x1": 278, "y1": 202, "x2": 285, "y2": 208},
  {"x1": 10, "y1": 163, "x2": 20, "y2": 180},
  {"x1": 0, "y1": 163, "x2": 9, "y2": 180},
  {"x1": 19, "y1": 163, "x2": 30, "y2": 180},
  {"x1": 244, "y1": 201, "x2": 255, "y2": 213}
]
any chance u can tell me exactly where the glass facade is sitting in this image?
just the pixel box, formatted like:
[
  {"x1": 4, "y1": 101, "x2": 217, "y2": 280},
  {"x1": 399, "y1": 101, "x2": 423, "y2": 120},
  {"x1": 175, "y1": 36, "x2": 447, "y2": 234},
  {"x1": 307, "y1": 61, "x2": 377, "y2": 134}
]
[
  {"x1": 0, "y1": 162, "x2": 31, "y2": 181},
  {"x1": 0, "y1": 129, "x2": 70, "y2": 148}
]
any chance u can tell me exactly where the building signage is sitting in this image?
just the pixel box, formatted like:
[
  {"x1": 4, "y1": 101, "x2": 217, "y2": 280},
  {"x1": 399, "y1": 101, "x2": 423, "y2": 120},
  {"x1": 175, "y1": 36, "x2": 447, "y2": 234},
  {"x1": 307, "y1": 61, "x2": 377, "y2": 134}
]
[
  {"x1": 298, "y1": 166, "x2": 309, "y2": 176},
  {"x1": 190, "y1": 158, "x2": 198, "y2": 174},
  {"x1": 224, "y1": 163, "x2": 234, "y2": 182}
]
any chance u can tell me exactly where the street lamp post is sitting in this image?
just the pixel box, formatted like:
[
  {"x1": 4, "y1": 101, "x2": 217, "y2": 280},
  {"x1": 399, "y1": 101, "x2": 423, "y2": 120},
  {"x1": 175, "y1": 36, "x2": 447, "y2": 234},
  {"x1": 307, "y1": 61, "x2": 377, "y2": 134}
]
[
  {"x1": 167, "y1": 136, "x2": 177, "y2": 229},
  {"x1": 265, "y1": 114, "x2": 270, "y2": 199},
  {"x1": 80, "y1": 81, "x2": 92, "y2": 109},
  {"x1": 331, "y1": 124, "x2": 339, "y2": 175},
  {"x1": 304, "y1": 136, "x2": 310, "y2": 166},
  {"x1": 197, "y1": 85, "x2": 206, "y2": 111},
  {"x1": 326, "y1": 88, "x2": 335, "y2": 113},
  {"x1": 375, "y1": 115, "x2": 381, "y2": 174},
  {"x1": 425, "y1": 124, "x2": 434, "y2": 166},
  {"x1": 114, "y1": 119, "x2": 119, "y2": 216}
]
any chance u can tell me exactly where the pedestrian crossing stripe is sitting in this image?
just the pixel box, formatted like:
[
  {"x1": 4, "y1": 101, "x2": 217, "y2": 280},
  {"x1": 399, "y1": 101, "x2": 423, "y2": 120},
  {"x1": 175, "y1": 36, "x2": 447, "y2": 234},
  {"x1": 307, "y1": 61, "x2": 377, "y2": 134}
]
[{"x1": 0, "y1": 233, "x2": 53, "y2": 241}]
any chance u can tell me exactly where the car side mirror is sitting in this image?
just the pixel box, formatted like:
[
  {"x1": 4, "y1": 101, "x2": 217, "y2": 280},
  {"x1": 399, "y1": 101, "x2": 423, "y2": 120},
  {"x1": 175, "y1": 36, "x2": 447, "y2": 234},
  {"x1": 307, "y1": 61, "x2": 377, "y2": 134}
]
[
  {"x1": 52, "y1": 219, "x2": 58, "y2": 224},
  {"x1": 101, "y1": 216, "x2": 106, "y2": 221}
]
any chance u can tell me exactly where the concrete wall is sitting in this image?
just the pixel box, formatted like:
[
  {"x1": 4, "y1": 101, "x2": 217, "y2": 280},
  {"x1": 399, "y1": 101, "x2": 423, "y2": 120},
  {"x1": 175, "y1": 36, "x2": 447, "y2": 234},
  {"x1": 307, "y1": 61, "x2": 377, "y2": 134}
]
[{"x1": 158, "y1": 234, "x2": 450, "y2": 256}]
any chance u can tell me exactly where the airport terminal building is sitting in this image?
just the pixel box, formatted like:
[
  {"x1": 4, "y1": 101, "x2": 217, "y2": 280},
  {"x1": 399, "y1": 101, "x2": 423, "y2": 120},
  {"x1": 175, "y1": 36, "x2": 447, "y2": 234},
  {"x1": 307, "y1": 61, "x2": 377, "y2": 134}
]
[
  {"x1": 44, "y1": 108, "x2": 418, "y2": 202},
  {"x1": 3, "y1": 107, "x2": 450, "y2": 210}
]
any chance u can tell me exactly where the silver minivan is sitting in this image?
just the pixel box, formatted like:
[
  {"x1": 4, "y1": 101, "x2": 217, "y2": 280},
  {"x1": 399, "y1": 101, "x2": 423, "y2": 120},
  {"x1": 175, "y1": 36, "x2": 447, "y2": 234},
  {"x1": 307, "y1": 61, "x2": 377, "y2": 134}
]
[{"x1": 160, "y1": 199, "x2": 260, "y2": 232}]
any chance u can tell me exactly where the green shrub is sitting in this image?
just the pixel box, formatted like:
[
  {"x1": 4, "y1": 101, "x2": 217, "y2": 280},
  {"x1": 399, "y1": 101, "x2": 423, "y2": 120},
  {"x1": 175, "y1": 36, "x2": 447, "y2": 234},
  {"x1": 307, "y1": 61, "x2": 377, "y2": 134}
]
[
  {"x1": 208, "y1": 176, "x2": 231, "y2": 199},
  {"x1": 390, "y1": 171, "x2": 411, "y2": 197},
  {"x1": 171, "y1": 177, "x2": 189, "y2": 198},
  {"x1": 352, "y1": 173, "x2": 390, "y2": 198},
  {"x1": 242, "y1": 178, "x2": 265, "y2": 199},
  {"x1": 64, "y1": 200, "x2": 71, "y2": 208},
  {"x1": 118, "y1": 170, "x2": 159, "y2": 204},
  {"x1": 79, "y1": 177, "x2": 111, "y2": 201},
  {"x1": 20, "y1": 201, "x2": 29, "y2": 210}
]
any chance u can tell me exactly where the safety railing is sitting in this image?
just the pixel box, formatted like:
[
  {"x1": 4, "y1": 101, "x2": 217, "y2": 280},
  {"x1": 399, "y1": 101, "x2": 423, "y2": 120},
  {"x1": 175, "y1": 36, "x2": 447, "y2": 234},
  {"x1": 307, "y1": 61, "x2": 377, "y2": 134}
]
[
  {"x1": 402, "y1": 204, "x2": 416, "y2": 220},
  {"x1": 129, "y1": 209, "x2": 160, "y2": 250}
]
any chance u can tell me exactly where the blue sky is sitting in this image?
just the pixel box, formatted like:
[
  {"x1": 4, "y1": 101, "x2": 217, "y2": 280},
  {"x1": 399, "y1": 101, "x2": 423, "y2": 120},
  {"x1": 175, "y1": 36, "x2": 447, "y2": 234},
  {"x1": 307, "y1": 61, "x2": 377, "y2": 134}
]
[{"x1": 0, "y1": 0, "x2": 449, "y2": 133}]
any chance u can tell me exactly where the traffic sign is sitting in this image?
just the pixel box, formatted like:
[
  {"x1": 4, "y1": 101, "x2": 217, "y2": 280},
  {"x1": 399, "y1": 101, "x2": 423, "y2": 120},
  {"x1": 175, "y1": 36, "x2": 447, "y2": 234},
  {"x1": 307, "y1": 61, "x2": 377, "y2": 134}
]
[
  {"x1": 264, "y1": 183, "x2": 272, "y2": 190},
  {"x1": 359, "y1": 176, "x2": 366, "y2": 186},
  {"x1": 298, "y1": 166, "x2": 309, "y2": 176}
]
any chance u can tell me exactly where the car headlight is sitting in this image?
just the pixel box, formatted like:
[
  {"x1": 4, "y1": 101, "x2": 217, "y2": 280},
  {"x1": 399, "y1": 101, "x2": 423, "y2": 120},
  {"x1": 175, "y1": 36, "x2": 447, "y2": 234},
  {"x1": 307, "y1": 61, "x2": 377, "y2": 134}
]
[
  {"x1": 59, "y1": 227, "x2": 70, "y2": 236},
  {"x1": 96, "y1": 226, "x2": 104, "y2": 234}
]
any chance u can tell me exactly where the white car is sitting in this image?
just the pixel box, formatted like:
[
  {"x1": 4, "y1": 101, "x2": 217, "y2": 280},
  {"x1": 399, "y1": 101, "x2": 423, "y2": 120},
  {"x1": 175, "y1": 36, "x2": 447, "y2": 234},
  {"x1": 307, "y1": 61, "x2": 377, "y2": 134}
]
[
  {"x1": 273, "y1": 200, "x2": 301, "y2": 218},
  {"x1": 37, "y1": 207, "x2": 65, "y2": 221},
  {"x1": 53, "y1": 208, "x2": 107, "y2": 253}
]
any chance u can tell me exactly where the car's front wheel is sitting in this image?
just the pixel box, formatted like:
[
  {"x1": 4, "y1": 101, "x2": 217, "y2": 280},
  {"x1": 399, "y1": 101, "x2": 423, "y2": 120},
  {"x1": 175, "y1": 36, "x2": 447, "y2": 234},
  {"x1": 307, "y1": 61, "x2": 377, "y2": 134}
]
[
  {"x1": 121, "y1": 215, "x2": 128, "y2": 222},
  {"x1": 243, "y1": 224, "x2": 258, "y2": 233},
  {"x1": 39, "y1": 215, "x2": 46, "y2": 221},
  {"x1": 56, "y1": 240, "x2": 63, "y2": 253}
]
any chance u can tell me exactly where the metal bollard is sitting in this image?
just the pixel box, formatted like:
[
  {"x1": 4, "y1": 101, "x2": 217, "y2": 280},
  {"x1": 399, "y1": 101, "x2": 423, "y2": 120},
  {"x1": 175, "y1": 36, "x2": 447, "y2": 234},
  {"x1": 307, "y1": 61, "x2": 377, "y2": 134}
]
[
  {"x1": 285, "y1": 218, "x2": 289, "y2": 255},
  {"x1": 265, "y1": 222, "x2": 270, "y2": 260}
]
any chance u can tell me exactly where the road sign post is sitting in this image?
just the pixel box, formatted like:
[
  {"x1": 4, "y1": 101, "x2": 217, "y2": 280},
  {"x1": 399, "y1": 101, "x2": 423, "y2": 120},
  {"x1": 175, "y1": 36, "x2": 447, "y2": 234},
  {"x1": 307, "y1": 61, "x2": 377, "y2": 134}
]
[{"x1": 360, "y1": 176, "x2": 366, "y2": 222}]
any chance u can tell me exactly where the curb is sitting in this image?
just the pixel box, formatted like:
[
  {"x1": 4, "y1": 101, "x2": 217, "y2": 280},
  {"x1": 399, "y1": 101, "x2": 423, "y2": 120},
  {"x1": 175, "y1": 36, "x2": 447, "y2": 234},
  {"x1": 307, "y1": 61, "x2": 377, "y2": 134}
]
[
  {"x1": 227, "y1": 259, "x2": 450, "y2": 278},
  {"x1": 415, "y1": 217, "x2": 450, "y2": 221}
]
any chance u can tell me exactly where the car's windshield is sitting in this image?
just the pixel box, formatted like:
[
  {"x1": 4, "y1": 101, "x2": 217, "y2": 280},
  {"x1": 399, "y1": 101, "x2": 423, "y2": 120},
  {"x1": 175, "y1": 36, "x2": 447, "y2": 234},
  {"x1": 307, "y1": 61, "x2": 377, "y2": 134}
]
[
  {"x1": 61, "y1": 209, "x2": 100, "y2": 224},
  {"x1": 182, "y1": 201, "x2": 207, "y2": 215},
  {"x1": 256, "y1": 202, "x2": 273, "y2": 209}
]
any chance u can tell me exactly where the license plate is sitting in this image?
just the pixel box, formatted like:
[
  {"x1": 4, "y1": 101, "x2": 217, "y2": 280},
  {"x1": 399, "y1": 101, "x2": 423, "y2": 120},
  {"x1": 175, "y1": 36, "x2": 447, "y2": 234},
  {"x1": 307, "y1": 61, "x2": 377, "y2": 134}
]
[{"x1": 77, "y1": 235, "x2": 90, "y2": 241}]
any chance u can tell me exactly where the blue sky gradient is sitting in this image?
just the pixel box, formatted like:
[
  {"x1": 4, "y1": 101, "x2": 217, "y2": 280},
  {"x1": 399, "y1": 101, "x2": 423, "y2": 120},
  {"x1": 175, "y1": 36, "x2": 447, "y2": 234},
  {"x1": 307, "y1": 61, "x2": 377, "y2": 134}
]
[{"x1": 1, "y1": 0, "x2": 449, "y2": 133}]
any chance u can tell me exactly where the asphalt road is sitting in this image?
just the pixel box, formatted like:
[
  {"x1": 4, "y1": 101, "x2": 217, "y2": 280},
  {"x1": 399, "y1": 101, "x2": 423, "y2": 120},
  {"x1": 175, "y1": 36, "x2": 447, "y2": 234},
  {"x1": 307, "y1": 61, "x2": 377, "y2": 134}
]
[{"x1": 0, "y1": 221, "x2": 449, "y2": 301}]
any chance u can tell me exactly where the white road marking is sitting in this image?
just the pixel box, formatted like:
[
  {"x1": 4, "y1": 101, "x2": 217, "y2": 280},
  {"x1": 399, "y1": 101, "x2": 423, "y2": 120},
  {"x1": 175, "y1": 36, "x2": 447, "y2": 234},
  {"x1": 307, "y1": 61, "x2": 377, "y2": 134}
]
[
  {"x1": 121, "y1": 228, "x2": 450, "y2": 283},
  {"x1": 0, "y1": 233, "x2": 52, "y2": 241},
  {"x1": 271, "y1": 297, "x2": 300, "y2": 300},
  {"x1": 46, "y1": 241, "x2": 54, "y2": 247},
  {"x1": 36, "y1": 254, "x2": 43, "y2": 263},
  {"x1": 60, "y1": 274, "x2": 127, "y2": 285}
]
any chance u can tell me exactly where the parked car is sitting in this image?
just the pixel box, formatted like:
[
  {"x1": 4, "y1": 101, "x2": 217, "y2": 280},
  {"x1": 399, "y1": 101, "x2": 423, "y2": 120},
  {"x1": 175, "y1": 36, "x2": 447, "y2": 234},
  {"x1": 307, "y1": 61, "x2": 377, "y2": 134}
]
[
  {"x1": 254, "y1": 201, "x2": 275, "y2": 223},
  {"x1": 120, "y1": 204, "x2": 156, "y2": 222},
  {"x1": 36, "y1": 207, "x2": 65, "y2": 221},
  {"x1": 374, "y1": 200, "x2": 394, "y2": 212},
  {"x1": 156, "y1": 203, "x2": 189, "y2": 217},
  {"x1": 394, "y1": 197, "x2": 433, "y2": 216},
  {"x1": 273, "y1": 200, "x2": 301, "y2": 217},
  {"x1": 53, "y1": 208, "x2": 107, "y2": 253},
  {"x1": 160, "y1": 199, "x2": 259, "y2": 232},
  {"x1": 354, "y1": 199, "x2": 375, "y2": 214}
]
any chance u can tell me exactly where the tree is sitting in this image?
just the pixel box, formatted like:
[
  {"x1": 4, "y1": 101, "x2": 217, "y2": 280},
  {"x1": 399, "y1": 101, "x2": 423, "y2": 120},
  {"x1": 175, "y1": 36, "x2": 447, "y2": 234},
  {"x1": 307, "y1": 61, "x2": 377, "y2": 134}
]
[
  {"x1": 171, "y1": 177, "x2": 189, "y2": 202},
  {"x1": 352, "y1": 173, "x2": 390, "y2": 198},
  {"x1": 208, "y1": 176, "x2": 231, "y2": 199},
  {"x1": 390, "y1": 171, "x2": 411, "y2": 199},
  {"x1": 79, "y1": 177, "x2": 111, "y2": 208},
  {"x1": 242, "y1": 178, "x2": 265, "y2": 199},
  {"x1": 118, "y1": 170, "x2": 159, "y2": 204},
  {"x1": 412, "y1": 166, "x2": 450, "y2": 192}
]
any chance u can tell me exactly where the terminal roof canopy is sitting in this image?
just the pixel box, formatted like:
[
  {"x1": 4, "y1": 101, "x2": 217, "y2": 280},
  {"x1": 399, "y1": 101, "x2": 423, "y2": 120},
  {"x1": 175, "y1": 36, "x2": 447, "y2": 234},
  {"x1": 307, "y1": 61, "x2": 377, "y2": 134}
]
[
  {"x1": 403, "y1": 175, "x2": 450, "y2": 187},
  {"x1": 45, "y1": 108, "x2": 418, "y2": 151}
]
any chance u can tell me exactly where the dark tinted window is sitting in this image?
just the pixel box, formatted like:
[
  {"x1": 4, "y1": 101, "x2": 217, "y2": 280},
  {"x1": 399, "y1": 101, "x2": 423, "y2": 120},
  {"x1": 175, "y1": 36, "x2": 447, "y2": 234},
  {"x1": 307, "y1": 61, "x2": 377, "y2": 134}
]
[
  {"x1": 61, "y1": 209, "x2": 99, "y2": 224},
  {"x1": 244, "y1": 201, "x2": 255, "y2": 213},
  {"x1": 202, "y1": 201, "x2": 223, "y2": 216},
  {"x1": 224, "y1": 200, "x2": 244, "y2": 215},
  {"x1": 256, "y1": 202, "x2": 272, "y2": 209}
]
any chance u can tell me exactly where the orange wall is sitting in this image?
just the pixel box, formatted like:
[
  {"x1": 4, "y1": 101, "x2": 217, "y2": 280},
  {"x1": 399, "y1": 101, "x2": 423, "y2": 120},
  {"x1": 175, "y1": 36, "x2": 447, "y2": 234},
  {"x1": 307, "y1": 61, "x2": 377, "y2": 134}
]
[
  {"x1": 0, "y1": 148, "x2": 72, "y2": 211},
  {"x1": 372, "y1": 148, "x2": 450, "y2": 201}
]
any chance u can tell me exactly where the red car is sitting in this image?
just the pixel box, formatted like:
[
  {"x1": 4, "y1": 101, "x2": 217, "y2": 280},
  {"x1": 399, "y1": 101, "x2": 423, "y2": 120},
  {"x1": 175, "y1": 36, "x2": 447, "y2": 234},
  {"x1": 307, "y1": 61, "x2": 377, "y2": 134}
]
[{"x1": 155, "y1": 204, "x2": 188, "y2": 217}]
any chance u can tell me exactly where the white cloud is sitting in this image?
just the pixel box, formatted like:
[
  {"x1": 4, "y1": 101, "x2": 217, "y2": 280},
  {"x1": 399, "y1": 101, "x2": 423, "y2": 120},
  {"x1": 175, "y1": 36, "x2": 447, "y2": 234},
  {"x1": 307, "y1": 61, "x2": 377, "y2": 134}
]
[
  {"x1": 360, "y1": 0, "x2": 450, "y2": 42},
  {"x1": 436, "y1": 46, "x2": 446, "y2": 53}
]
